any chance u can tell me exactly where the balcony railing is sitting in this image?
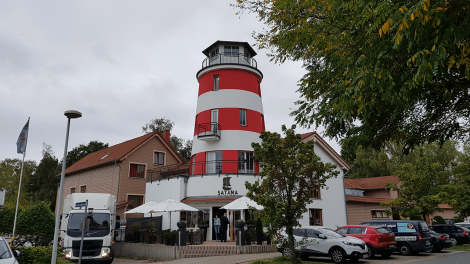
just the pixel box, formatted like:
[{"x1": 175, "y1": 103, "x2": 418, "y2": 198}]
[
  {"x1": 202, "y1": 53, "x2": 258, "y2": 69},
  {"x1": 197, "y1": 122, "x2": 221, "y2": 141},
  {"x1": 147, "y1": 163, "x2": 190, "y2": 182},
  {"x1": 190, "y1": 160, "x2": 257, "y2": 176}
]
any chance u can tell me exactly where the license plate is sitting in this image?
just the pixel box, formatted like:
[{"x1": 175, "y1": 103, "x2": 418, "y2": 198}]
[
  {"x1": 389, "y1": 244, "x2": 396, "y2": 248},
  {"x1": 82, "y1": 256, "x2": 93, "y2": 259}
]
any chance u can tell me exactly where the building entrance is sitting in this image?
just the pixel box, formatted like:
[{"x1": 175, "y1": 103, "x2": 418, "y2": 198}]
[{"x1": 212, "y1": 207, "x2": 225, "y2": 240}]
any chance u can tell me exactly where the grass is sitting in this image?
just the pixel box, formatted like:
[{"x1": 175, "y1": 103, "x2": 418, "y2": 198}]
[
  {"x1": 448, "y1": 244, "x2": 470, "y2": 251},
  {"x1": 251, "y1": 256, "x2": 329, "y2": 264}
]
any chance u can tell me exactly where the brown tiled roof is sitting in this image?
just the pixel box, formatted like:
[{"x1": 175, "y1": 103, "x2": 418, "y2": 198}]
[
  {"x1": 181, "y1": 197, "x2": 238, "y2": 204},
  {"x1": 64, "y1": 131, "x2": 183, "y2": 176},
  {"x1": 299, "y1": 132, "x2": 351, "y2": 170},
  {"x1": 346, "y1": 195, "x2": 393, "y2": 204},
  {"x1": 344, "y1": 176, "x2": 400, "y2": 190}
]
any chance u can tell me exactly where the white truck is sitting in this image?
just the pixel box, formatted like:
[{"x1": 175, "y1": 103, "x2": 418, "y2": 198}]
[{"x1": 60, "y1": 193, "x2": 119, "y2": 263}]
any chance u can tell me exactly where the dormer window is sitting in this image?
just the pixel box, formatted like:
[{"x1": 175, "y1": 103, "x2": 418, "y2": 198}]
[
  {"x1": 224, "y1": 46, "x2": 239, "y2": 55},
  {"x1": 210, "y1": 48, "x2": 218, "y2": 57}
]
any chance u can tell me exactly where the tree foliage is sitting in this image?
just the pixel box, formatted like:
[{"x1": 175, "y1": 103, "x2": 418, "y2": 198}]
[
  {"x1": 235, "y1": 0, "x2": 470, "y2": 153},
  {"x1": 247, "y1": 125, "x2": 338, "y2": 263},
  {"x1": 26, "y1": 143, "x2": 61, "y2": 211},
  {"x1": 0, "y1": 158, "x2": 36, "y2": 207},
  {"x1": 142, "y1": 117, "x2": 192, "y2": 161},
  {"x1": 66, "y1": 140, "x2": 109, "y2": 168},
  {"x1": 381, "y1": 157, "x2": 451, "y2": 220},
  {"x1": 16, "y1": 201, "x2": 55, "y2": 236}
]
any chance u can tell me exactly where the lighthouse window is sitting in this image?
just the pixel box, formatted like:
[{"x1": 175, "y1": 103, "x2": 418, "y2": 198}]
[
  {"x1": 224, "y1": 46, "x2": 239, "y2": 55},
  {"x1": 240, "y1": 109, "x2": 247, "y2": 126},
  {"x1": 213, "y1": 75, "x2": 219, "y2": 91},
  {"x1": 238, "y1": 151, "x2": 254, "y2": 174},
  {"x1": 206, "y1": 151, "x2": 223, "y2": 174}
]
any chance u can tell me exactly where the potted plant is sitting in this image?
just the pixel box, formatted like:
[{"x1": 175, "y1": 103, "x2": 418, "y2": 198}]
[
  {"x1": 177, "y1": 220, "x2": 187, "y2": 229},
  {"x1": 265, "y1": 232, "x2": 272, "y2": 245},
  {"x1": 235, "y1": 219, "x2": 246, "y2": 228},
  {"x1": 163, "y1": 232, "x2": 171, "y2": 245},
  {"x1": 168, "y1": 232, "x2": 176, "y2": 246},
  {"x1": 246, "y1": 218, "x2": 256, "y2": 231},
  {"x1": 255, "y1": 218, "x2": 263, "y2": 245},
  {"x1": 245, "y1": 231, "x2": 253, "y2": 245},
  {"x1": 198, "y1": 220, "x2": 208, "y2": 241},
  {"x1": 126, "y1": 223, "x2": 141, "y2": 243}
]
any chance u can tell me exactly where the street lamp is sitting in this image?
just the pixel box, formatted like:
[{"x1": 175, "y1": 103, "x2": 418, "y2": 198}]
[{"x1": 51, "y1": 110, "x2": 82, "y2": 264}]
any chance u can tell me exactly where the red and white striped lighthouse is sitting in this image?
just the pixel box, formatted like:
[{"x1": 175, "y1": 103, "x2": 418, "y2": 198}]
[{"x1": 190, "y1": 41, "x2": 265, "y2": 176}]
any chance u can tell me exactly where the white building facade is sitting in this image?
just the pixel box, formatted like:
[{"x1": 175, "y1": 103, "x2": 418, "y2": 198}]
[{"x1": 145, "y1": 41, "x2": 349, "y2": 241}]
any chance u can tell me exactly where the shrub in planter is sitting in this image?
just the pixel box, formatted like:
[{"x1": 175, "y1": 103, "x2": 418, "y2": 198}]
[
  {"x1": 235, "y1": 219, "x2": 246, "y2": 228},
  {"x1": 433, "y1": 216, "x2": 446, "y2": 224},
  {"x1": 246, "y1": 218, "x2": 256, "y2": 231},
  {"x1": 245, "y1": 232, "x2": 253, "y2": 245},
  {"x1": 177, "y1": 220, "x2": 187, "y2": 228},
  {"x1": 198, "y1": 220, "x2": 208, "y2": 227},
  {"x1": 163, "y1": 232, "x2": 171, "y2": 245},
  {"x1": 265, "y1": 232, "x2": 272, "y2": 245},
  {"x1": 168, "y1": 232, "x2": 176, "y2": 246},
  {"x1": 255, "y1": 218, "x2": 263, "y2": 245}
]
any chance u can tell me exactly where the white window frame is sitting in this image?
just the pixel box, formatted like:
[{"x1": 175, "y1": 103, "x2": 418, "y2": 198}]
[
  {"x1": 240, "y1": 109, "x2": 247, "y2": 126},
  {"x1": 211, "y1": 109, "x2": 218, "y2": 133},
  {"x1": 154, "y1": 151, "x2": 166, "y2": 165},
  {"x1": 213, "y1": 75, "x2": 219, "y2": 91},
  {"x1": 128, "y1": 162, "x2": 147, "y2": 178}
]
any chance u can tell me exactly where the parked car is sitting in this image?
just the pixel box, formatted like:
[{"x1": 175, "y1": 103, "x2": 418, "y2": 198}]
[
  {"x1": 455, "y1": 222, "x2": 470, "y2": 229},
  {"x1": 276, "y1": 226, "x2": 368, "y2": 263},
  {"x1": 429, "y1": 224, "x2": 470, "y2": 245},
  {"x1": 427, "y1": 230, "x2": 453, "y2": 252},
  {"x1": 335, "y1": 225, "x2": 396, "y2": 258},
  {"x1": 0, "y1": 237, "x2": 20, "y2": 264},
  {"x1": 360, "y1": 220, "x2": 432, "y2": 256}
]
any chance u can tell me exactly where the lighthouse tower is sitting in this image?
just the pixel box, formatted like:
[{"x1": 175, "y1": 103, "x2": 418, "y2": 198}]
[{"x1": 190, "y1": 41, "x2": 265, "y2": 177}]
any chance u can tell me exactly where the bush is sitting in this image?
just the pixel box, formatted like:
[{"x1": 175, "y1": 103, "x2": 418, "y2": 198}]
[
  {"x1": 168, "y1": 232, "x2": 176, "y2": 238},
  {"x1": 198, "y1": 220, "x2": 207, "y2": 226},
  {"x1": 0, "y1": 205, "x2": 21, "y2": 234},
  {"x1": 410, "y1": 215, "x2": 423, "y2": 220},
  {"x1": 163, "y1": 232, "x2": 171, "y2": 239},
  {"x1": 16, "y1": 201, "x2": 55, "y2": 236},
  {"x1": 453, "y1": 216, "x2": 464, "y2": 223},
  {"x1": 433, "y1": 216, "x2": 446, "y2": 224},
  {"x1": 247, "y1": 218, "x2": 256, "y2": 225},
  {"x1": 11, "y1": 245, "x2": 62, "y2": 264},
  {"x1": 256, "y1": 218, "x2": 263, "y2": 234}
]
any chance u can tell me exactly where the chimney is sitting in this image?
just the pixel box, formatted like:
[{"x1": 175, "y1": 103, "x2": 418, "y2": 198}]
[{"x1": 162, "y1": 130, "x2": 170, "y2": 144}]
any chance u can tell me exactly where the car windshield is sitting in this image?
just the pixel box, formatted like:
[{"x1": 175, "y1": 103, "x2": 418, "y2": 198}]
[
  {"x1": 68, "y1": 213, "x2": 110, "y2": 231},
  {"x1": 0, "y1": 240, "x2": 12, "y2": 259},
  {"x1": 320, "y1": 228, "x2": 343, "y2": 238}
]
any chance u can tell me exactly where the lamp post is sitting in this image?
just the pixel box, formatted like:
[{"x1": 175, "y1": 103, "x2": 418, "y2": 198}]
[{"x1": 51, "y1": 110, "x2": 82, "y2": 264}]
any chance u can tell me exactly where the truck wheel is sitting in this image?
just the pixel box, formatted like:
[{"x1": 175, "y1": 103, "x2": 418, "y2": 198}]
[{"x1": 399, "y1": 244, "x2": 412, "y2": 256}]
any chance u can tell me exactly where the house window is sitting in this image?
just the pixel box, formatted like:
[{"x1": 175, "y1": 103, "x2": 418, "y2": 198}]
[
  {"x1": 206, "y1": 151, "x2": 222, "y2": 174},
  {"x1": 154, "y1": 152, "x2": 165, "y2": 165},
  {"x1": 80, "y1": 185, "x2": 86, "y2": 193},
  {"x1": 224, "y1": 46, "x2": 239, "y2": 55},
  {"x1": 128, "y1": 195, "x2": 144, "y2": 209},
  {"x1": 210, "y1": 48, "x2": 218, "y2": 57},
  {"x1": 312, "y1": 180, "x2": 321, "y2": 198},
  {"x1": 238, "y1": 151, "x2": 254, "y2": 173},
  {"x1": 372, "y1": 210, "x2": 387, "y2": 219},
  {"x1": 192, "y1": 155, "x2": 196, "y2": 175},
  {"x1": 213, "y1": 75, "x2": 219, "y2": 91},
  {"x1": 129, "y1": 163, "x2": 146, "y2": 178},
  {"x1": 240, "y1": 109, "x2": 247, "y2": 126},
  {"x1": 70, "y1": 187, "x2": 75, "y2": 194},
  {"x1": 309, "y1": 209, "x2": 322, "y2": 226}
]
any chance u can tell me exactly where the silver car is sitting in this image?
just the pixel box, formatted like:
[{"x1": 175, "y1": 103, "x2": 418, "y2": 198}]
[{"x1": 0, "y1": 237, "x2": 19, "y2": 264}]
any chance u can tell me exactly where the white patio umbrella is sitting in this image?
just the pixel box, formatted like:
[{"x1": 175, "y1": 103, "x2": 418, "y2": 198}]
[
  {"x1": 221, "y1": 196, "x2": 264, "y2": 210},
  {"x1": 149, "y1": 198, "x2": 199, "y2": 230}
]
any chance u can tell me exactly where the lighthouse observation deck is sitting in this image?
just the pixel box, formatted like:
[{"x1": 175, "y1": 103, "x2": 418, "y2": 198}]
[{"x1": 201, "y1": 53, "x2": 258, "y2": 69}]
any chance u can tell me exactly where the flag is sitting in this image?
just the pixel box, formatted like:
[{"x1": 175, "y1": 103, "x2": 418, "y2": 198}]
[{"x1": 16, "y1": 118, "x2": 29, "y2": 154}]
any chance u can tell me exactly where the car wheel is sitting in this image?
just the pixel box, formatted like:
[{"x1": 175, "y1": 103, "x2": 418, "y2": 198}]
[
  {"x1": 366, "y1": 244, "x2": 375, "y2": 259},
  {"x1": 282, "y1": 248, "x2": 293, "y2": 258},
  {"x1": 399, "y1": 244, "x2": 412, "y2": 256},
  {"x1": 425, "y1": 244, "x2": 434, "y2": 253},
  {"x1": 448, "y1": 238, "x2": 457, "y2": 246},
  {"x1": 330, "y1": 248, "x2": 347, "y2": 263},
  {"x1": 381, "y1": 253, "x2": 392, "y2": 258}
]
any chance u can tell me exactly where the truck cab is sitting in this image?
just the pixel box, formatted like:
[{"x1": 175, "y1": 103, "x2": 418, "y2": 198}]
[{"x1": 60, "y1": 193, "x2": 117, "y2": 263}]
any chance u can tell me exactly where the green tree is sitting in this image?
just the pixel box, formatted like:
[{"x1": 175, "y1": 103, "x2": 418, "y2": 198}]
[
  {"x1": 16, "y1": 201, "x2": 55, "y2": 236},
  {"x1": 26, "y1": 143, "x2": 61, "y2": 211},
  {"x1": 0, "y1": 158, "x2": 36, "y2": 207},
  {"x1": 381, "y1": 157, "x2": 450, "y2": 220},
  {"x1": 142, "y1": 117, "x2": 192, "y2": 161},
  {"x1": 346, "y1": 146, "x2": 392, "y2": 179},
  {"x1": 65, "y1": 140, "x2": 109, "y2": 168},
  {"x1": 235, "y1": 0, "x2": 470, "y2": 153},
  {"x1": 247, "y1": 125, "x2": 338, "y2": 263}
]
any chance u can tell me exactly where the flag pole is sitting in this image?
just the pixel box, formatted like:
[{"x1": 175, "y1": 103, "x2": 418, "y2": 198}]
[{"x1": 11, "y1": 117, "x2": 29, "y2": 245}]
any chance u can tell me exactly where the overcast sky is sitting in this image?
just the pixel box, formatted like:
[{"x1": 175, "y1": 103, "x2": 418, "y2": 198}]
[{"x1": 0, "y1": 0, "x2": 342, "y2": 164}]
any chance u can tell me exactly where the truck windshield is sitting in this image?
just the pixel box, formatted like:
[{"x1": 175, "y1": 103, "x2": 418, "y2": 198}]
[{"x1": 68, "y1": 213, "x2": 110, "y2": 231}]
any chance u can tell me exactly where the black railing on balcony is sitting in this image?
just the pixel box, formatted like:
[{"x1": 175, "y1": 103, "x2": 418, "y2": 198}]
[
  {"x1": 190, "y1": 160, "x2": 257, "y2": 176},
  {"x1": 202, "y1": 53, "x2": 258, "y2": 69},
  {"x1": 197, "y1": 122, "x2": 221, "y2": 139},
  {"x1": 147, "y1": 163, "x2": 190, "y2": 182}
]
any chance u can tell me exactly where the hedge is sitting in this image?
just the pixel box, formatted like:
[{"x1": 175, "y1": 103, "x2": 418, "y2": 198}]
[
  {"x1": 433, "y1": 216, "x2": 446, "y2": 224},
  {"x1": 11, "y1": 245, "x2": 64, "y2": 264}
]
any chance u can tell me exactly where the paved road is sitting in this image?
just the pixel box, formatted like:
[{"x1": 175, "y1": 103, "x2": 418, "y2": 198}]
[{"x1": 111, "y1": 250, "x2": 470, "y2": 264}]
